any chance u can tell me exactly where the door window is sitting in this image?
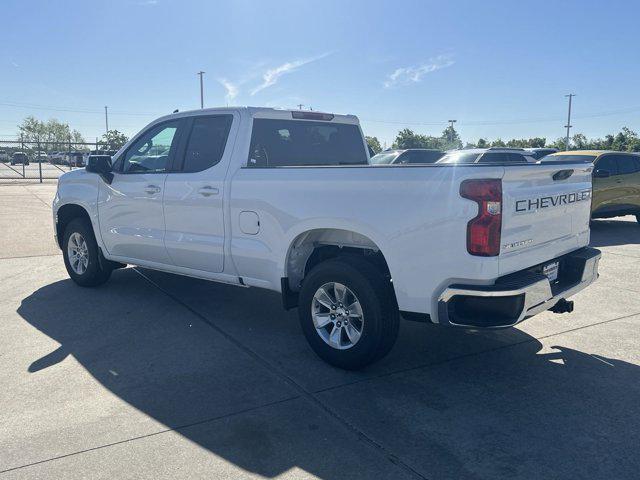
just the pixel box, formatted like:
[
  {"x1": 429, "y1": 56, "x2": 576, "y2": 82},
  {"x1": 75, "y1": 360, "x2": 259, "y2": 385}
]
[
  {"x1": 121, "y1": 122, "x2": 181, "y2": 173},
  {"x1": 596, "y1": 155, "x2": 619, "y2": 176},
  {"x1": 616, "y1": 155, "x2": 640, "y2": 175},
  {"x1": 182, "y1": 115, "x2": 233, "y2": 172}
]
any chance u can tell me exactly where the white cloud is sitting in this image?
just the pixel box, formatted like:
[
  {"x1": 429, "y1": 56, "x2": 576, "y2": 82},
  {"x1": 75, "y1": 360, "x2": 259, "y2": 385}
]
[
  {"x1": 250, "y1": 52, "x2": 330, "y2": 96},
  {"x1": 383, "y1": 55, "x2": 454, "y2": 88},
  {"x1": 218, "y1": 78, "x2": 239, "y2": 104}
]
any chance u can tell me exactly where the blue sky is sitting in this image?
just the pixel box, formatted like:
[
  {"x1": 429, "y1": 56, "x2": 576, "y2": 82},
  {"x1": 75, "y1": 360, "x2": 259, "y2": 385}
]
[{"x1": 2, "y1": 0, "x2": 639, "y2": 146}]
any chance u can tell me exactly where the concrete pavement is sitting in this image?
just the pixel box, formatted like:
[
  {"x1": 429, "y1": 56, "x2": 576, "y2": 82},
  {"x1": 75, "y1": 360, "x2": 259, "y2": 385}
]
[{"x1": 1, "y1": 182, "x2": 639, "y2": 479}]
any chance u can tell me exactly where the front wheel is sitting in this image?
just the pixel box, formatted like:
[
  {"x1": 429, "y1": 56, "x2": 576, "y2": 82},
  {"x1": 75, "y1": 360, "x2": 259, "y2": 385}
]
[
  {"x1": 62, "y1": 218, "x2": 112, "y2": 287},
  {"x1": 298, "y1": 257, "x2": 399, "y2": 370}
]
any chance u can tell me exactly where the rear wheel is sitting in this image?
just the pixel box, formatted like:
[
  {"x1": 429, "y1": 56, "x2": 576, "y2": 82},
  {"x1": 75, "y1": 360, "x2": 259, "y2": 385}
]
[
  {"x1": 62, "y1": 218, "x2": 112, "y2": 287},
  {"x1": 298, "y1": 257, "x2": 399, "y2": 370}
]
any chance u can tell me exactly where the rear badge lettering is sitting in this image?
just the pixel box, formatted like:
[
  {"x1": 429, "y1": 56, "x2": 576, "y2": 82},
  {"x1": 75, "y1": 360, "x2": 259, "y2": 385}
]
[
  {"x1": 515, "y1": 189, "x2": 591, "y2": 213},
  {"x1": 503, "y1": 239, "x2": 533, "y2": 250}
]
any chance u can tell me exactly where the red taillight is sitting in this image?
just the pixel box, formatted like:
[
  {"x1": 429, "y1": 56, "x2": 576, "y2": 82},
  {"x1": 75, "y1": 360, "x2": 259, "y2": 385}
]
[{"x1": 460, "y1": 179, "x2": 502, "y2": 256}]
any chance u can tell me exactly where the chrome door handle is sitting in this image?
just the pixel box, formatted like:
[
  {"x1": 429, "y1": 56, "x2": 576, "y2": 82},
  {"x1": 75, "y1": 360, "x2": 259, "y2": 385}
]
[
  {"x1": 198, "y1": 186, "x2": 219, "y2": 197},
  {"x1": 145, "y1": 185, "x2": 161, "y2": 194}
]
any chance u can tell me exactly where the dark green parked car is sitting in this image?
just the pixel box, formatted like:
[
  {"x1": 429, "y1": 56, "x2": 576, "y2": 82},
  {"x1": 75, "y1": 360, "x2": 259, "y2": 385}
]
[{"x1": 544, "y1": 150, "x2": 640, "y2": 223}]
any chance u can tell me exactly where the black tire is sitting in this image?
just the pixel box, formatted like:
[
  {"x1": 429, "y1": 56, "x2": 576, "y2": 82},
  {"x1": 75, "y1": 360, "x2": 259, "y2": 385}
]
[
  {"x1": 636, "y1": 214, "x2": 640, "y2": 225},
  {"x1": 298, "y1": 256, "x2": 399, "y2": 370},
  {"x1": 62, "y1": 218, "x2": 112, "y2": 287}
]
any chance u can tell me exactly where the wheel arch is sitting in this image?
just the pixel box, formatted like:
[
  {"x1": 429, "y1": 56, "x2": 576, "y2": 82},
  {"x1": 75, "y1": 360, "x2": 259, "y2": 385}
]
[
  {"x1": 55, "y1": 203, "x2": 93, "y2": 249},
  {"x1": 281, "y1": 227, "x2": 394, "y2": 309}
]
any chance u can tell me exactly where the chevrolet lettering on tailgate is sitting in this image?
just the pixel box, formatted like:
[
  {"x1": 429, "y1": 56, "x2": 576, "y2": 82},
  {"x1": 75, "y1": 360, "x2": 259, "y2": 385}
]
[{"x1": 515, "y1": 189, "x2": 592, "y2": 213}]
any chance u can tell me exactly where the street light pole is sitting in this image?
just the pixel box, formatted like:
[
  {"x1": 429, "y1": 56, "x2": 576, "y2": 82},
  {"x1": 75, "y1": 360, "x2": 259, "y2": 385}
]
[
  {"x1": 448, "y1": 119, "x2": 457, "y2": 144},
  {"x1": 197, "y1": 71, "x2": 205, "y2": 109},
  {"x1": 104, "y1": 106, "x2": 109, "y2": 135},
  {"x1": 564, "y1": 94, "x2": 575, "y2": 151}
]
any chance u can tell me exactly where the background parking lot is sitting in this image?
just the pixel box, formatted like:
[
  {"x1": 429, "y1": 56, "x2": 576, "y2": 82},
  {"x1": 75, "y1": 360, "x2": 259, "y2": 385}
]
[{"x1": 1, "y1": 182, "x2": 639, "y2": 479}]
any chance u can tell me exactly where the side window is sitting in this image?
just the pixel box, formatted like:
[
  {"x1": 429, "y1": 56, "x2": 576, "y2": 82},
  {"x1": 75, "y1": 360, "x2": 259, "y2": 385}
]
[
  {"x1": 182, "y1": 115, "x2": 233, "y2": 172},
  {"x1": 596, "y1": 155, "x2": 619, "y2": 176},
  {"x1": 396, "y1": 152, "x2": 411, "y2": 164},
  {"x1": 247, "y1": 119, "x2": 368, "y2": 167},
  {"x1": 478, "y1": 152, "x2": 507, "y2": 163},
  {"x1": 508, "y1": 153, "x2": 529, "y2": 163},
  {"x1": 407, "y1": 151, "x2": 422, "y2": 163},
  {"x1": 616, "y1": 155, "x2": 639, "y2": 175},
  {"x1": 121, "y1": 121, "x2": 181, "y2": 174}
]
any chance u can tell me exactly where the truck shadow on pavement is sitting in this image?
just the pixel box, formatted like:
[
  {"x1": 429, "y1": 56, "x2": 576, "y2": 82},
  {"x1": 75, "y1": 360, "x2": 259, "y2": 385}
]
[
  {"x1": 590, "y1": 217, "x2": 640, "y2": 247},
  {"x1": 16, "y1": 268, "x2": 640, "y2": 479}
]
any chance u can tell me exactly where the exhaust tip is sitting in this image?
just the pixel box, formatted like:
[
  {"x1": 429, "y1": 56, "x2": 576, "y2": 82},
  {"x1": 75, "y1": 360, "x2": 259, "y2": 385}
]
[{"x1": 550, "y1": 298, "x2": 574, "y2": 314}]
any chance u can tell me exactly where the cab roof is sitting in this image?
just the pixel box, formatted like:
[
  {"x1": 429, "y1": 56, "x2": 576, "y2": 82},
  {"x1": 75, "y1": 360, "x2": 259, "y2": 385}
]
[{"x1": 158, "y1": 106, "x2": 359, "y2": 125}]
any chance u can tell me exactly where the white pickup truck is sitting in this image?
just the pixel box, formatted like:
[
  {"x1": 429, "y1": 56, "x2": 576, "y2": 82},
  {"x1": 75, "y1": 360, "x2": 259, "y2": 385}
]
[{"x1": 53, "y1": 107, "x2": 601, "y2": 369}]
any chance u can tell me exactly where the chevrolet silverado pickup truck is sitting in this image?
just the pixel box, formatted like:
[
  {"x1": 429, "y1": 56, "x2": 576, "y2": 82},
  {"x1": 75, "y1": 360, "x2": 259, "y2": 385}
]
[{"x1": 52, "y1": 107, "x2": 601, "y2": 369}]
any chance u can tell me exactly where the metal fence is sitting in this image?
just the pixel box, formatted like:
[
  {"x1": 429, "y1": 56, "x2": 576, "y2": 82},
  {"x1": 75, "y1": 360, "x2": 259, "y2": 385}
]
[{"x1": 0, "y1": 139, "x2": 114, "y2": 182}]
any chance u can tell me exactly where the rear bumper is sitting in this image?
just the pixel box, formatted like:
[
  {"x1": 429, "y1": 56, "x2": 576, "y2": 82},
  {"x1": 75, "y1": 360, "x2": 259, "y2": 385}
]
[{"x1": 437, "y1": 247, "x2": 601, "y2": 328}]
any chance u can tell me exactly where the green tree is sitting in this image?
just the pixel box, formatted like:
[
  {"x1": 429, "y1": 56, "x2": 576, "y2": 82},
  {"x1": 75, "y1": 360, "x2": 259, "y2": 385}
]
[
  {"x1": 392, "y1": 127, "x2": 459, "y2": 150},
  {"x1": 17, "y1": 116, "x2": 85, "y2": 150},
  {"x1": 528, "y1": 137, "x2": 547, "y2": 148},
  {"x1": 365, "y1": 136, "x2": 382, "y2": 154},
  {"x1": 490, "y1": 138, "x2": 506, "y2": 147},
  {"x1": 440, "y1": 126, "x2": 463, "y2": 150},
  {"x1": 572, "y1": 133, "x2": 588, "y2": 150},
  {"x1": 101, "y1": 130, "x2": 129, "y2": 150},
  {"x1": 476, "y1": 138, "x2": 489, "y2": 148}
]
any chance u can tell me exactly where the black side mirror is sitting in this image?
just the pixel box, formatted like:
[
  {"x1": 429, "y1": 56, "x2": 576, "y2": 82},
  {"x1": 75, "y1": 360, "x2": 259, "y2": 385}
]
[
  {"x1": 86, "y1": 155, "x2": 114, "y2": 184},
  {"x1": 593, "y1": 169, "x2": 610, "y2": 179}
]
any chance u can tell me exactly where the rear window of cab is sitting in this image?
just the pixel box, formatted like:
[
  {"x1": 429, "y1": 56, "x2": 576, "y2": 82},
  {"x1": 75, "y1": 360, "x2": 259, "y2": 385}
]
[{"x1": 248, "y1": 119, "x2": 368, "y2": 167}]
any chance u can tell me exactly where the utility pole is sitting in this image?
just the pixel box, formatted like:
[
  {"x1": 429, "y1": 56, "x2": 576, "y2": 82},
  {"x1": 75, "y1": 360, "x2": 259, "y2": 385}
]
[
  {"x1": 564, "y1": 94, "x2": 575, "y2": 151},
  {"x1": 448, "y1": 119, "x2": 457, "y2": 144},
  {"x1": 104, "y1": 106, "x2": 109, "y2": 135},
  {"x1": 297, "y1": 103, "x2": 305, "y2": 110},
  {"x1": 197, "y1": 71, "x2": 205, "y2": 109}
]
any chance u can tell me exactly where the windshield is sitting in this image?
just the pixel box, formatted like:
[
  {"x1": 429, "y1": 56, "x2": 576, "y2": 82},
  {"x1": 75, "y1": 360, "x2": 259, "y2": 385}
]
[
  {"x1": 369, "y1": 151, "x2": 402, "y2": 165},
  {"x1": 437, "y1": 151, "x2": 481, "y2": 164}
]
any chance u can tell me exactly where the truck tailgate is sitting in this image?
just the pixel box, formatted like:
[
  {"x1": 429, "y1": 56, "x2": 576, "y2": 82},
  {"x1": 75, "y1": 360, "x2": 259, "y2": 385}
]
[{"x1": 499, "y1": 163, "x2": 593, "y2": 274}]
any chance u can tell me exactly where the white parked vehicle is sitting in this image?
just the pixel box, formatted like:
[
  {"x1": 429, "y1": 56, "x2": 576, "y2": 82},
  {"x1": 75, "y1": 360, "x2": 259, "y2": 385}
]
[
  {"x1": 53, "y1": 107, "x2": 601, "y2": 369},
  {"x1": 437, "y1": 147, "x2": 538, "y2": 164},
  {"x1": 62, "y1": 151, "x2": 86, "y2": 167}
]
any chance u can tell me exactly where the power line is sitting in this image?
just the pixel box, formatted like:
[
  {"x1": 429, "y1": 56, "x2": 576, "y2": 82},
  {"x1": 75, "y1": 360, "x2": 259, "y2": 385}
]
[
  {"x1": 362, "y1": 106, "x2": 640, "y2": 127},
  {"x1": 0, "y1": 101, "x2": 156, "y2": 116},
  {"x1": 1, "y1": 98, "x2": 640, "y2": 127}
]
